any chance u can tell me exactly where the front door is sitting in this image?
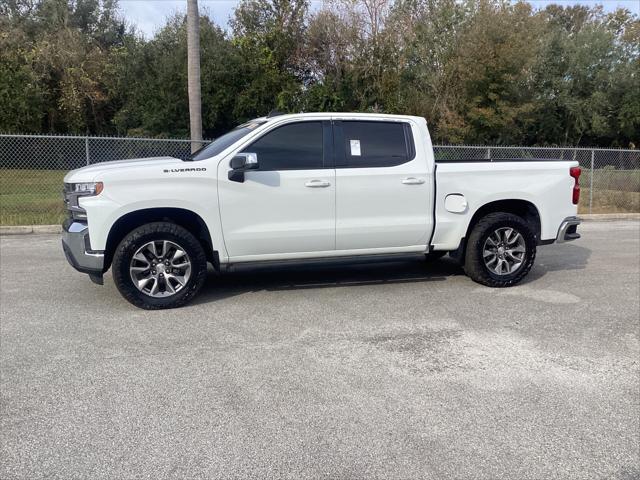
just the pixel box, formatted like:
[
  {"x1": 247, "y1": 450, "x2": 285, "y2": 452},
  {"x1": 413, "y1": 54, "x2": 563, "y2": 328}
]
[{"x1": 218, "y1": 120, "x2": 335, "y2": 260}]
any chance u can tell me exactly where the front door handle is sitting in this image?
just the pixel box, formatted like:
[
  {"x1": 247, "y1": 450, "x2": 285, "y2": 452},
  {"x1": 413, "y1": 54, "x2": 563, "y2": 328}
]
[
  {"x1": 305, "y1": 180, "x2": 331, "y2": 188},
  {"x1": 402, "y1": 177, "x2": 425, "y2": 185}
]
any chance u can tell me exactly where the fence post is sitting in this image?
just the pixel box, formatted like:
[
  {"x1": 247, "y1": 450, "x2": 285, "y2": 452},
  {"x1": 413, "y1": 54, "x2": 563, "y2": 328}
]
[
  {"x1": 589, "y1": 149, "x2": 594, "y2": 214},
  {"x1": 85, "y1": 136, "x2": 90, "y2": 165},
  {"x1": 486, "y1": 147, "x2": 491, "y2": 160}
]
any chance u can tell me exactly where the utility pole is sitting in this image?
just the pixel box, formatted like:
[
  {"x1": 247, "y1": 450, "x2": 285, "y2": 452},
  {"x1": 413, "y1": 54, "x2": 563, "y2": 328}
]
[{"x1": 187, "y1": 0, "x2": 202, "y2": 153}]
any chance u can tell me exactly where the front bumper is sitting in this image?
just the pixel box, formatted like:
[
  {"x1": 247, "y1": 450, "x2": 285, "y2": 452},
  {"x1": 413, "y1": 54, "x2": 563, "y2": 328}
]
[
  {"x1": 62, "y1": 219, "x2": 105, "y2": 278},
  {"x1": 556, "y1": 216, "x2": 581, "y2": 243}
]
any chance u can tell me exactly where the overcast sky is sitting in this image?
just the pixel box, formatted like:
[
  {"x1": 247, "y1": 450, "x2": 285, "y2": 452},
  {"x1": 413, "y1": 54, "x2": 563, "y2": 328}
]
[{"x1": 117, "y1": 0, "x2": 640, "y2": 38}]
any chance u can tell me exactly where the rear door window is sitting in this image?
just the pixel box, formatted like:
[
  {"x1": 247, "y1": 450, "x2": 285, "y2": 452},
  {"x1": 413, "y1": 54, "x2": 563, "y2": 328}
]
[{"x1": 337, "y1": 121, "x2": 414, "y2": 168}]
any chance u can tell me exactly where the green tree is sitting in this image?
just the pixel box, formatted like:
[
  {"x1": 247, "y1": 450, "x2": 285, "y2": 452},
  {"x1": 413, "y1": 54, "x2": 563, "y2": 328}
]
[
  {"x1": 0, "y1": 0, "x2": 128, "y2": 133},
  {"x1": 0, "y1": 17, "x2": 45, "y2": 132},
  {"x1": 231, "y1": 0, "x2": 308, "y2": 118},
  {"x1": 111, "y1": 15, "x2": 243, "y2": 138},
  {"x1": 531, "y1": 6, "x2": 639, "y2": 146},
  {"x1": 0, "y1": 0, "x2": 636, "y2": 147}
]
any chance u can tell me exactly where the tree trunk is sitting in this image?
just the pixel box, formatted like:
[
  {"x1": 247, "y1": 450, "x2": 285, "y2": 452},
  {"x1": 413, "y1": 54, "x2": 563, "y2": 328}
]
[{"x1": 187, "y1": 0, "x2": 202, "y2": 153}]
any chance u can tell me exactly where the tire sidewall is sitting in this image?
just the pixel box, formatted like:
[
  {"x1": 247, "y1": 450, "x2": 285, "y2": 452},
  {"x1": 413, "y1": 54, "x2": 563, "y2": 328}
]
[{"x1": 112, "y1": 223, "x2": 207, "y2": 309}]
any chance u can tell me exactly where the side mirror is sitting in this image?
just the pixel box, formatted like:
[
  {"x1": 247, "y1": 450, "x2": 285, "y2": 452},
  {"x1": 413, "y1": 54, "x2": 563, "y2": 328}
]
[{"x1": 228, "y1": 153, "x2": 258, "y2": 182}]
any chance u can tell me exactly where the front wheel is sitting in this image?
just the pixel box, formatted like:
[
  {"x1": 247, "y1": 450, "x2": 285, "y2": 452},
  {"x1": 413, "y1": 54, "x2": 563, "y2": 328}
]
[
  {"x1": 464, "y1": 212, "x2": 536, "y2": 287},
  {"x1": 112, "y1": 222, "x2": 208, "y2": 309}
]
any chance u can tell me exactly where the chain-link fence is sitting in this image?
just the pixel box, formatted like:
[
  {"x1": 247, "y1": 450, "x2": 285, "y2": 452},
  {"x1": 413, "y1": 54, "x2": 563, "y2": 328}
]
[
  {"x1": 1, "y1": 134, "x2": 638, "y2": 225},
  {"x1": 0, "y1": 134, "x2": 204, "y2": 225}
]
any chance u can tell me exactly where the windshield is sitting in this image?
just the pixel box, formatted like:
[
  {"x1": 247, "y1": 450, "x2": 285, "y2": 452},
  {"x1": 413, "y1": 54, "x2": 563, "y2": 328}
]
[{"x1": 189, "y1": 120, "x2": 266, "y2": 161}]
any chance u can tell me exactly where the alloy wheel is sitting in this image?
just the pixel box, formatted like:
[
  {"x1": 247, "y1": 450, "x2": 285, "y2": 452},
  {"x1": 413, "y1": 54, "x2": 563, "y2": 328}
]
[
  {"x1": 482, "y1": 227, "x2": 526, "y2": 276},
  {"x1": 129, "y1": 240, "x2": 192, "y2": 297}
]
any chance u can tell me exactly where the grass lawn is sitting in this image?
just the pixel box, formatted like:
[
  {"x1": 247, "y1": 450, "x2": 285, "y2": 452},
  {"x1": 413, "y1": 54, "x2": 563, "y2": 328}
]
[
  {"x1": 0, "y1": 170, "x2": 66, "y2": 225},
  {"x1": 0, "y1": 168, "x2": 638, "y2": 225},
  {"x1": 579, "y1": 188, "x2": 640, "y2": 214}
]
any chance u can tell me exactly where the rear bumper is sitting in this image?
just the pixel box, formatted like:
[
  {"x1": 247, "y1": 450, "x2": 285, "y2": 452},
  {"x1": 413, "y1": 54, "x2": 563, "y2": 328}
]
[
  {"x1": 61, "y1": 219, "x2": 104, "y2": 276},
  {"x1": 556, "y1": 216, "x2": 581, "y2": 243}
]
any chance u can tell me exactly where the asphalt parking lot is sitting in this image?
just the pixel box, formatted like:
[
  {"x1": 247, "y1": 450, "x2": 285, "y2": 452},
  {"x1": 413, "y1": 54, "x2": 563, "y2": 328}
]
[{"x1": 1, "y1": 220, "x2": 639, "y2": 479}]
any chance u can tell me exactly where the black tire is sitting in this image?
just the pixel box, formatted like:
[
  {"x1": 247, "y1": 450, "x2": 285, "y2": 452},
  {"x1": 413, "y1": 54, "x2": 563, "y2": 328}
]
[
  {"x1": 464, "y1": 212, "x2": 536, "y2": 287},
  {"x1": 112, "y1": 222, "x2": 208, "y2": 309},
  {"x1": 425, "y1": 250, "x2": 448, "y2": 261}
]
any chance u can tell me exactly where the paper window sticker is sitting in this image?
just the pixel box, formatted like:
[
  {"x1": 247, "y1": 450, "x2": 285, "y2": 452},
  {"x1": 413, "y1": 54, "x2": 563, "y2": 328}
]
[{"x1": 350, "y1": 139, "x2": 361, "y2": 156}]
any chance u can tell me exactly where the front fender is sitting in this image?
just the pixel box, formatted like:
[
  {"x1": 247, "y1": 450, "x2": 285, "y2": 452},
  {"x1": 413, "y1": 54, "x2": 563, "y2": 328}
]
[{"x1": 80, "y1": 180, "x2": 226, "y2": 261}]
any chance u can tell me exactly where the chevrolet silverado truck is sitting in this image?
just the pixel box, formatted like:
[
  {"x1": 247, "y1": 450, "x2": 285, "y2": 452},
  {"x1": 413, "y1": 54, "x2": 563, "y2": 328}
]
[{"x1": 62, "y1": 112, "x2": 582, "y2": 309}]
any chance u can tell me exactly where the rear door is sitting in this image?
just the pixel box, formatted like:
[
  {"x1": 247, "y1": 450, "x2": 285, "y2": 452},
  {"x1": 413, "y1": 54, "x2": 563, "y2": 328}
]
[
  {"x1": 218, "y1": 120, "x2": 335, "y2": 259},
  {"x1": 334, "y1": 119, "x2": 432, "y2": 251}
]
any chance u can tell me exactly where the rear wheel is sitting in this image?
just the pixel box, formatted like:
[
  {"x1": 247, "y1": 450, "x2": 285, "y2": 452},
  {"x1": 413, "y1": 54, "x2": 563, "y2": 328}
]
[
  {"x1": 112, "y1": 222, "x2": 207, "y2": 309},
  {"x1": 464, "y1": 212, "x2": 536, "y2": 287}
]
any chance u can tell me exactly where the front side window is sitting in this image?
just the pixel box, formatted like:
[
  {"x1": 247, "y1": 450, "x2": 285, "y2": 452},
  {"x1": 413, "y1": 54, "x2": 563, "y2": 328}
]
[
  {"x1": 242, "y1": 121, "x2": 324, "y2": 171},
  {"x1": 341, "y1": 121, "x2": 412, "y2": 168}
]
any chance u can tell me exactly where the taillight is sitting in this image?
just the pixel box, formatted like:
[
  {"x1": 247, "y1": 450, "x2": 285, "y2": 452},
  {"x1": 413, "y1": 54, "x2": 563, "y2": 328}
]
[{"x1": 570, "y1": 167, "x2": 581, "y2": 205}]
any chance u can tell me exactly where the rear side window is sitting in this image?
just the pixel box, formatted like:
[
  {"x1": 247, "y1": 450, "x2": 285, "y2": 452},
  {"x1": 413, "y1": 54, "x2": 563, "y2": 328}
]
[
  {"x1": 242, "y1": 121, "x2": 324, "y2": 171},
  {"x1": 339, "y1": 121, "x2": 414, "y2": 168}
]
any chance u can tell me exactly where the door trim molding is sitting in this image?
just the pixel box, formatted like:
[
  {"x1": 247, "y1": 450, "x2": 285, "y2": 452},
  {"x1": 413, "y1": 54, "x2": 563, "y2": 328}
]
[{"x1": 223, "y1": 244, "x2": 428, "y2": 264}]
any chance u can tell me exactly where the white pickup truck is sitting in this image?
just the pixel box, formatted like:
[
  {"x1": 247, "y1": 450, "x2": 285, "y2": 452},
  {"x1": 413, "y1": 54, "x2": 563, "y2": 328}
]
[{"x1": 62, "y1": 112, "x2": 582, "y2": 309}]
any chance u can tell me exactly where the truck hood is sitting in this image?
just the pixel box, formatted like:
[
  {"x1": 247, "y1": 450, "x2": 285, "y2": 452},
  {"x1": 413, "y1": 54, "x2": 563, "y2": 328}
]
[{"x1": 64, "y1": 156, "x2": 184, "y2": 182}]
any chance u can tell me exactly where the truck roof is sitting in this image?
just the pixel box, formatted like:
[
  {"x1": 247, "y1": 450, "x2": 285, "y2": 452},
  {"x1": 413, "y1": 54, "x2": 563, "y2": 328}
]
[{"x1": 253, "y1": 112, "x2": 425, "y2": 123}]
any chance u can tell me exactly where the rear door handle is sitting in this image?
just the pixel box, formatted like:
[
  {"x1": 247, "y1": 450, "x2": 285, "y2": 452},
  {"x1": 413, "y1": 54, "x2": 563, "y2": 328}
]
[
  {"x1": 305, "y1": 180, "x2": 331, "y2": 188},
  {"x1": 402, "y1": 177, "x2": 425, "y2": 185}
]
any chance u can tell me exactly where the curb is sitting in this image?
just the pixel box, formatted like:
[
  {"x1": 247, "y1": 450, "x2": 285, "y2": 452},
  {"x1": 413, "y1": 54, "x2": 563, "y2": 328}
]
[
  {"x1": 1, "y1": 214, "x2": 638, "y2": 236},
  {"x1": 580, "y1": 213, "x2": 640, "y2": 221},
  {"x1": 0, "y1": 225, "x2": 62, "y2": 235}
]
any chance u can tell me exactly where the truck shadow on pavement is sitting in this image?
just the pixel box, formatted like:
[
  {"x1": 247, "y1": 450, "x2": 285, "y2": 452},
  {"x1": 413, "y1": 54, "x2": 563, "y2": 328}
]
[
  {"x1": 522, "y1": 242, "x2": 592, "y2": 283},
  {"x1": 192, "y1": 243, "x2": 591, "y2": 304},
  {"x1": 193, "y1": 255, "x2": 459, "y2": 304}
]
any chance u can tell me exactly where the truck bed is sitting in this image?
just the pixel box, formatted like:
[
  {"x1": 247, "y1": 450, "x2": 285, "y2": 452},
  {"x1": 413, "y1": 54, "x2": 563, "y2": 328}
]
[{"x1": 431, "y1": 159, "x2": 578, "y2": 250}]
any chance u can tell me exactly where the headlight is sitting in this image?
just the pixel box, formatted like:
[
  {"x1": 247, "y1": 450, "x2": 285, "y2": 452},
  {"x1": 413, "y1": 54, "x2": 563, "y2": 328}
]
[{"x1": 70, "y1": 182, "x2": 103, "y2": 196}]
